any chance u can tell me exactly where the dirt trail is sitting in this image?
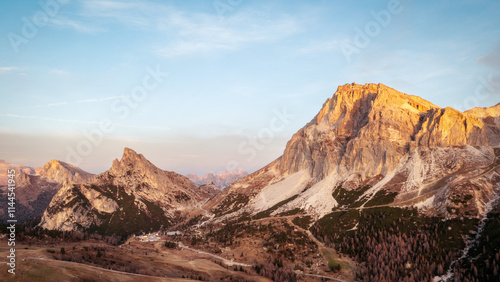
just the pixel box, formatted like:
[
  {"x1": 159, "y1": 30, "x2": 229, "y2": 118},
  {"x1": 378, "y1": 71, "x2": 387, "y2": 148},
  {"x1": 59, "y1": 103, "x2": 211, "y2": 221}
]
[
  {"x1": 286, "y1": 218, "x2": 352, "y2": 282},
  {"x1": 177, "y1": 242, "x2": 251, "y2": 267}
]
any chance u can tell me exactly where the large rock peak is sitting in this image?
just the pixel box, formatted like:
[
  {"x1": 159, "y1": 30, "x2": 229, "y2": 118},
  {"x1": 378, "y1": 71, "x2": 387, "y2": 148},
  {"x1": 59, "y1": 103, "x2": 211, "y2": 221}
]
[
  {"x1": 110, "y1": 147, "x2": 157, "y2": 177},
  {"x1": 122, "y1": 147, "x2": 146, "y2": 162},
  {"x1": 208, "y1": 83, "x2": 500, "y2": 220},
  {"x1": 102, "y1": 147, "x2": 210, "y2": 201},
  {"x1": 278, "y1": 83, "x2": 494, "y2": 181}
]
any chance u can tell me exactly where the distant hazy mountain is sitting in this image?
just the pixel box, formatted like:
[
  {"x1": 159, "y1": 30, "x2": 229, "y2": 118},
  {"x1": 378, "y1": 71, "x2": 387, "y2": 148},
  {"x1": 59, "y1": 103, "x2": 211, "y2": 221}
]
[
  {"x1": 186, "y1": 170, "x2": 248, "y2": 189},
  {"x1": 39, "y1": 148, "x2": 219, "y2": 236},
  {"x1": 0, "y1": 160, "x2": 38, "y2": 186}
]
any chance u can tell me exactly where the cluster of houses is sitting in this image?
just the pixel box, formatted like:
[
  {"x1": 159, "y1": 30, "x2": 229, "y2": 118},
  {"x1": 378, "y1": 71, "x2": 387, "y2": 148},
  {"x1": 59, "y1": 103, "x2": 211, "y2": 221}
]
[{"x1": 135, "y1": 230, "x2": 183, "y2": 242}]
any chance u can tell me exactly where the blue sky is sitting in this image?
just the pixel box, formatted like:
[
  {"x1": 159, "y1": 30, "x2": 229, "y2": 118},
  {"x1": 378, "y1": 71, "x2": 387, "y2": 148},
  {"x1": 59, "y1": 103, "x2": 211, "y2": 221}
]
[{"x1": 1, "y1": 0, "x2": 499, "y2": 175}]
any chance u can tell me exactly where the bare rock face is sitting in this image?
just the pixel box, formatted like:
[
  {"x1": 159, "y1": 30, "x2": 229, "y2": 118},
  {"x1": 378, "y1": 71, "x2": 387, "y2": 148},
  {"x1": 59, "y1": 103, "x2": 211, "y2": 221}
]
[
  {"x1": 279, "y1": 83, "x2": 492, "y2": 181},
  {"x1": 0, "y1": 159, "x2": 93, "y2": 223},
  {"x1": 39, "y1": 148, "x2": 219, "y2": 235},
  {"x1": 39, "y1": 159, "x2": 93, "y2": 184},
  {"x1": 207, "y1": 83, "x2": 500, "y2": 220}
]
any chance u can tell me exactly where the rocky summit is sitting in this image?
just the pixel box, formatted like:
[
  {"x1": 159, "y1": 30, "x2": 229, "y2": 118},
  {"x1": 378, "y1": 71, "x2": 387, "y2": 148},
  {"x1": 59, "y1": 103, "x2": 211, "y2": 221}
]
[
  {"x1": 206, "y1": 83, "x2": 500, "y2": 220},
  {"x1": 39, "y1": 148, "x2": 219, "y2": 236},
  {"x1": 39, "y1": 159, "x2": 93, "y2": 184}
]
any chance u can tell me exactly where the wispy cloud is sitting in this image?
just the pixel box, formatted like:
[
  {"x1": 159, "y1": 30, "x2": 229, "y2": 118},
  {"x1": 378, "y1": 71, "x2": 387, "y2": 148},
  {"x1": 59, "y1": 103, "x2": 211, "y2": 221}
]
[
  {"x1": 478, "y1": 45, "x2": 500, "y2": 70},
  {"x1": 0, "y1": 115, "x2": 172, "y2": 139},
  {"x1": 78, "y1": 0, "x2": 155, "y2": 28},
  {"x1": 16, "y1": 96, "x2": 124, "y2": 110},
  {"x1": 49, "y1": 17, "x2": 104, "y2": 33},
  {"x1": 157, "y1": 11, "x2": 302, "y2": 57},
  {"x1": 0, "y1": 67, "x2": 18, "y2": 73},
  {"x1": 85, "y1": 0, "x2": 137, "y2": 10},
  {"x1": 298, "y1": 39, "x2": 344, "y2": 54},
  {"x1": 0, "y1": 114, "x2": 170, "y2": 131},
  {"x1": 0, "y1": 114, "x2": 99, "y2": 125},
  {"x1": 65, "y1": 0, "x2": 302, "y2": 57},
  {"x1": 113, "y1": 123, "x2": 171, "y2": 131}
]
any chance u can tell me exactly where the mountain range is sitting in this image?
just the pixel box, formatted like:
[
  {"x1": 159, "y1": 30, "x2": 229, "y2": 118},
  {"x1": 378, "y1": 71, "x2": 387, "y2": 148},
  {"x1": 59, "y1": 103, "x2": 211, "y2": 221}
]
[
  {"x1": 186, "y1": 170, "x2": 248, "y2": 189},
  {"x1": 2, "y1": 83, "x2": 500, "y2": 281}
]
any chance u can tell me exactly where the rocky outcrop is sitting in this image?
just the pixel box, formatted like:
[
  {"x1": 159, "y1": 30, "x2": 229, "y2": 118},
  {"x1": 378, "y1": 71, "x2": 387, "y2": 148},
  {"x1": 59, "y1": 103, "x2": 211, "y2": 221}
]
[
  {"x1": 207, "y1": 83, "x2": 500, "y2": 220},
  {"x1": 39, "y1": 148, "x2": 219, "y2": 235}
]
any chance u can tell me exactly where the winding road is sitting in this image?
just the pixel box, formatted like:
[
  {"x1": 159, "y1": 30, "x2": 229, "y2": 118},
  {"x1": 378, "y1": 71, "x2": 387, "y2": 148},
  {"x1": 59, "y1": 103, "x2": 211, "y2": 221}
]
[{"x1": 197, "y1": 199, "x2": 214, "y2": 227}]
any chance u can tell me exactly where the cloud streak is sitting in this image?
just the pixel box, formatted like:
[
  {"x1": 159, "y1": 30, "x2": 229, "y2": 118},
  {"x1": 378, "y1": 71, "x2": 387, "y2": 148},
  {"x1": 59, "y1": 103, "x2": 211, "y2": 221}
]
[
  {"x1": 49, "y1": 18, "x2": 104, "y2": 33},
  {"x1": 0, "y1": 114, "x2": 170, "y2": 133},
  {"x1": 16, "y1": 96, "x2": 124, "y2": 110},
  {"x1": 0, "y1": 67, "x2": 18, "y2": 73},
  {"x1": 0, "y1": 114, "x2": 98, "y2": 125},
  {"x1": 61, "y1": 0, "x2": 302, "y2": 57},
  {"x1": 157, "y1": 11, "x2": 301, "y2": 57}
]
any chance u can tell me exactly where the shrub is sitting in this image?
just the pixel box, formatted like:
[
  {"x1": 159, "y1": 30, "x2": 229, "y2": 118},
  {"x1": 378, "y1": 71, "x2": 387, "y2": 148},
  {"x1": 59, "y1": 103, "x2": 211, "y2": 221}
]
[
  {"x1": 328, "y1": 259, "x2": 341, "y2": 272},
  {"x1": 164, "y1": 241, "x2": 177, "y2": 248}
]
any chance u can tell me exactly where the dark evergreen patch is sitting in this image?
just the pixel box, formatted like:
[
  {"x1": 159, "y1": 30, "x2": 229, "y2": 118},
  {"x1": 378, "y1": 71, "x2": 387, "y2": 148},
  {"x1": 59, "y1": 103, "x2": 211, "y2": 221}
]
[
  {"x1": 454, "y1": 211, "x2": 500, "y2": 281},
  {"x1": 331, "y1": 185, "x2": 370, "y2": 208},
  {"x1": 364, "y1": 190, "x2": 398, "y2": 207},
  {"x1": 86, "y1": 184, "x2": 171, "y2": 237},
  {"x1": 312, "y1": 207, "x2": 479, "y2": 281},
  {"x1": 213, "y1": 194, "x2": 250, "y2": 216},
  {"x1": 292, "y1": 216, "x2": 312, "y2": 229}
]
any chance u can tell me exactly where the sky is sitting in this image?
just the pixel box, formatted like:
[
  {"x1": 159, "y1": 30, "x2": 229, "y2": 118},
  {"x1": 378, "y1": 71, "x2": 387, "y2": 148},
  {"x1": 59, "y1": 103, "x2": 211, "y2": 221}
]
[{"x1": 1, "y1": 0, "x2": 499, "y2": 175}]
